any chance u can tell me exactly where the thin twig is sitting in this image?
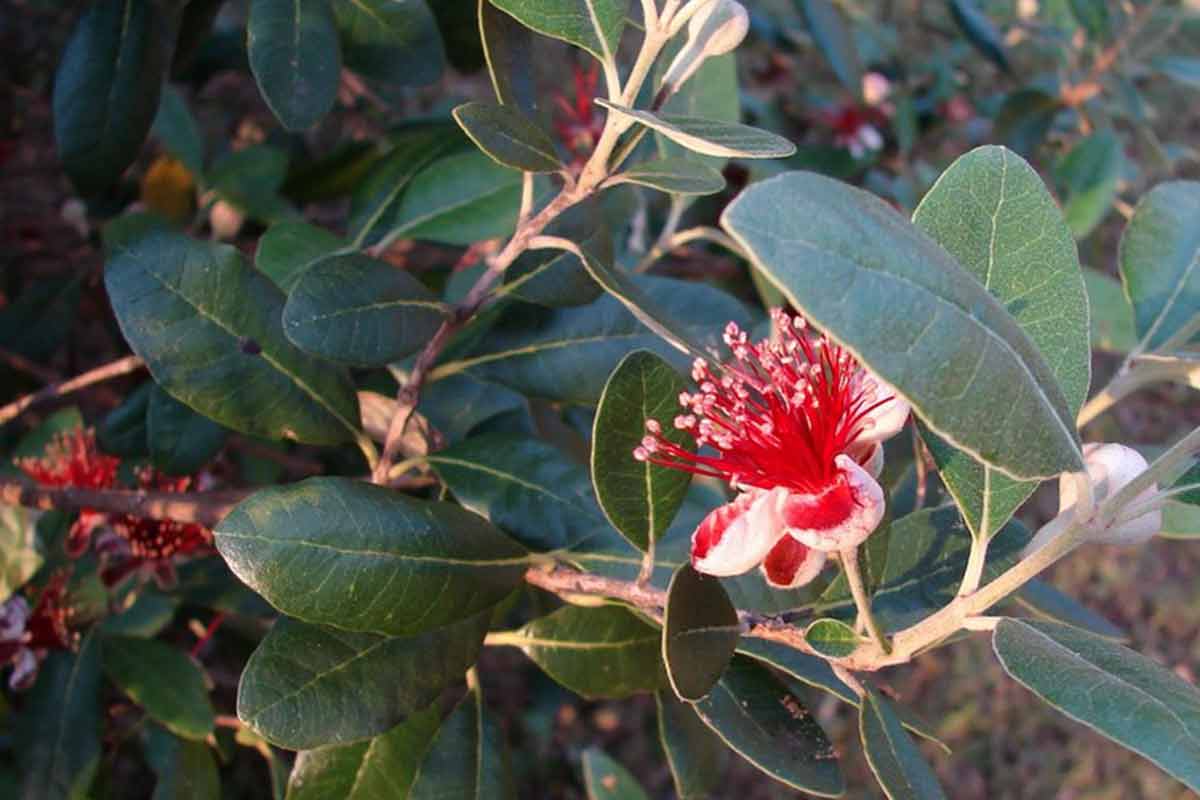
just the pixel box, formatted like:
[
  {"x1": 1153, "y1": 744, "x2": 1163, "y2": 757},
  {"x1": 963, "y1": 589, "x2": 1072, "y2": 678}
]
[
  {"x1": 0, "y1": 479, "x2": 247, "y2": 528},
  {"x1": 0, "y1": 355, "x2": 145, "y2": 427},
  {"x1": 0, "y1": 346, "x2": 62, "y2": 383}
]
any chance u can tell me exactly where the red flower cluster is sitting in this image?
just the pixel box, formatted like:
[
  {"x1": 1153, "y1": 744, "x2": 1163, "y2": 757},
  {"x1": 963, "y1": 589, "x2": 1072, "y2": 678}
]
[
  {"x1": 0, "y1": 571, "x2": 77, "y2": 690},
  {"x1": 636, "y1": 310, "x2": 909, "y2": 588},
  {"x1": 17, "y1": 427, "x2": 213, "y2": 589},
  {"x1": 553, "y1": 63, "x2": 606, "y2": 171}
]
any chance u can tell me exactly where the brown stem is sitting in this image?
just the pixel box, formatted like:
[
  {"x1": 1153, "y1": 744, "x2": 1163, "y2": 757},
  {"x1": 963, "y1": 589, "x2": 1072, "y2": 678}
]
[
  {"x1": 0, "y1": 355, "x2": 145, "y2": 427},
  {"x1": 0, "y1": 478, "x2": 247, "y2": 528},
  {"x1": 0, "y1": 346, "x2": 62, "y2": 384}
]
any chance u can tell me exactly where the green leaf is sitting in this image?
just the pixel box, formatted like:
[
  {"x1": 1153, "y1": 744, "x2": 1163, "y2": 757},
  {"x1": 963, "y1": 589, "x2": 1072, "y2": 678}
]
[
  {"x1": 143, "y1": 724, "x2": 220, "y2": 800},
  {"x1": 1069, "y1": 0, "x2": 1111, "y2": 40},
  {"x1": 994, "y1": 89, "x2": 1060, "y2": 157},
  {"x1": 859, "y1": 687, "x2": 947, "y2": 800},
  {"x1": 287, "y1": 706, "x2": 441, "y2": 800},
  {"x1": 440, "y1": 275, "x2": 756, "y2": 405},
  {"x1": 17, "y1": 633, "x2": 102, "y2": 800},
  {"x1": 348, "y1": 126, "x2": 460, "y2": 247},
  {"x1": 592, "y1": 351, "x2": 693, "y2": 552},
  {"x1": 663, "y1": 565, "x2": 739, "y2": 701},
  {"x1": 98, "y1": 381, "x2": 153, "y2": 458},
  {"x1": 506, "y1": 605, "x2": 666, "y2": 699},
  {"x1": 597, "y1": 101, "x2": 796, "y2": 160},
  {"x1": 216, "y1": 477, "x2": 528, "y2": 636},
  {"x1": 238, "y1": 613, "x2": 489, "y2": 749},
  {"x1": 581, "y1": 748, "x2": 649, "y2": 800},
  {"x1": 100, "y1": 590, "x2": 179, "y2": 638},
  {"x1": 416, "y1": 376, "x2": 530, "y2": 442},
  {"x1": 912, "y1": 145, "x2": 1089, "y2": 538},
  {"x1": 993, "y1": 618, "x2": 1200, "y2": 793},
  {"x1": 501, "y1": 244, "x2": 604, "y2": 308},
  {"x1": 147, "y1": 385, "x2": 228, "y2": 475},
  {"x1": 1162, "y1": 500, "x2": 1200, "y2": 539},
  {"x1": 1084, "y1": 267, "x2": 1137, "y2": 353},
  {"x1": 479, "y1": 0, "x2": 538, "y2": 112},
  {"x1": 0, "y1": 505, "x2": 43, "y2": 603},
  {"x1": 453, "y1": 101, "x2": 562, "y2": 172},
  {"x1": 52, "y1": 0, "x2": 171, "y2": 194},
  {"x1": 283, "y1": 253, "x2": 448, "y2": 366},
  {"x1": 371, "y1": 148, "x2": 524, "y2": 246},
  {"x1": 1118, "y1": 181, "x2": 1200, "y2": 352},
  {"x1": 737, "y1": 638, "x2": 855, "y2": 702},
  {"x1": 409, "y1": 682, "x2": 514, "y2": 800},
  {"x1": 1153, "y1": 56, "x2": 1200, "y2": 91},
  {"x1": 1015, "y1": 579, "x2": 1125, "y2": 640},
  {"x1": 153, "y1": 85, "x2": 205, "y2": 177},
  {"x1": 653, "y1": 48, "x2": 739, "y2": 170},
  {"x1": 208, "y1": 144, "x2": 294, "y2": 223},
  {"x1": 797, "y1": 0, "x2": 863, "y2": 94},
  {"x1": 427, "y1": 434, "x2": 606, "y2": 551},
  {"x1": 488, "y1": 0, "x2": 628, "y2": 65},
  {"x1": 804, "y1": 618, "x2": 859, "y2": 659},
  {"x1": 692, "y1": 656, "x2": 844, "y2": 797},
  {"x1": 247, "y1": 0, "x2": 341, "y2": 130},
  {"x1": 255, "y1": 222, "x2": 345, "y2": 292},
  {"x1": 105, "y1": 230, "x2": 361, "y2": 446},
  {"x1": 333, "y1": 0, "x2": 444, "y2": 87},
  {"x1": 722, "y1": 170, "x2": 1083, "y2": 480},
  {"x1": 102, "y1": 635, "x2": 214, "y2": 740},
  {"x1": 949, "y1": 0, "x2": 1010, "y2": 73},
  {"x1": 1056, "y1": 129, "x2": 1123, "y2": 239},
  {"x1": 656, "y1": 692, "x2": 725, "y2": 799},
  {"x1": 608, "y1": 159, "x2": 726, "y2": 196}
]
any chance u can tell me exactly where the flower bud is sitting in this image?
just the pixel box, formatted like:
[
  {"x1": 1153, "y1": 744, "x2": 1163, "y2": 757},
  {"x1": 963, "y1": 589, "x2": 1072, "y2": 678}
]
[
  {"x1": 1059, "y1": 443, "x2": 1161, "y2": 545},
  {"x1": 660, "y1": 0, "x2": 749, "y2": 96}
]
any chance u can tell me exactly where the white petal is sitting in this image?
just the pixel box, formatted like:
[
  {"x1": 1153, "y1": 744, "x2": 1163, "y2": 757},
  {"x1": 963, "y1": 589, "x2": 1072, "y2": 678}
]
[
  {"x1": 859, "y1": 373, "x2": 910, "y2": 444},
  {"x1": 784, "y1": 455, "x2": 886, "y2": 552},
  {"x1": 1059, "y1": 443, "x2": 1161, "y2": 545},
  {"x1": 692, "y1": 488, "x2": 789, "y2": 577}
]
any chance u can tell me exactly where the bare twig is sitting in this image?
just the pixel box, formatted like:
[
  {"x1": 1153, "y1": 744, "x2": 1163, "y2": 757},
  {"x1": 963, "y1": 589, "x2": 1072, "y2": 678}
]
[
  {"x1": 0, "y1": 346, "x2": 62, "y2": 384},
  {"x1": 0, "y1": 478, "x2": 247, "y2": 528},
  {"x1": 0, "y1": 355, "x2": 145, "y2": 427}
]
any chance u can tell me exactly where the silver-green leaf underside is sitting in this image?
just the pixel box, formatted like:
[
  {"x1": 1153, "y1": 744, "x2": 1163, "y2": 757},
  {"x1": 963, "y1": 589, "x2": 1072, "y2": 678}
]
[{"x1": 598, "y1": 100, "x2": 796, "y2": 159}]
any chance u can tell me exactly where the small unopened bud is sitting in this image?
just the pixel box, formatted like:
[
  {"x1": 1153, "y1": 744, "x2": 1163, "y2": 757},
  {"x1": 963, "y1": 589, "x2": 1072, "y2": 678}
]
[
  {"x1": 660, "y1": 0, "x2": 749, "y2": 97},
  {"x1": 1059, "y1": 443, "x2": 1161, "y2": 545},
  {"x1": 209, "y1": 200, "x2": 245, "y2": 241}
]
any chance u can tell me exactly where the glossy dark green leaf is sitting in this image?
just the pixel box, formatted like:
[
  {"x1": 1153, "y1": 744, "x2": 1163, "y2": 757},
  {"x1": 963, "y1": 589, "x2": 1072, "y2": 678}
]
[
  {"x1": 994, "y1": 89, "x2": 1060, "y2": 157},
  {"x1": 1056, "y1": 129, "x2": 1123, "y2": 239},
  {"x1": 797, "y1": 0, "x2": 863, "y2": 94},
  {"x1": 208, "y1": 144, "x2": 294, "y2": 223},
  {"x1": 479, "y1": 0, "x2": 537, "y2": 111},
  {"x1": 255, "y1": 222, "x2": 345, "y2": 292},
  {"x1": 859, "y1": 687, "x2": 947, "y2": 800},
  {"x1": 0, "y1": 504, "x2": 43, "y2": 603},
  {"x1": 489, "y1": 0, "x2": 628, "y2": 64},
  {"x1": 598, "y1": 101, "x2": 795, "y2": 160},
  {"x1": 1084, "y1": 267, "x2": 1137, "y2": 353},
  {"x1": 692, "y1": 656, "x2": 844, "y2": 796},
  {"x1": 581, "y1": 748, "x2": 649, "y2": 800},
  {"x1": 1015, "y1": 579, "x2": 1125, "y2": 640},
  {"x1": 507, "y1": 605, "x2": 666, "y2": 699},
  {"x1": 152, "y1": 85, "x2": 205, "y2": 176},
  {"x1": 17, "y1": 634, "x2": 103, "y2": 800},
  {"x1": 440, "y1": 275, "x2": 755, "y2": 406},
  {"x1": 247, "y1": 0, "x2": 341, "y2": 130},
  {"x1": 427, "y1": 434, "x2": 607, "y2": 552},
  {"x1": 238, "y1": 613, "x2": 489, "y2": 749},
  {"x1": 143, "y1": 724, "x2": 220, "y2": 800},
  {"x1": 100, "y1": 590, "x2": 179, "y2": 638},
  {"x1": 409, "y1": 684, "x2": 514, "y2": 799},
  {"x1": 371, "y1": 149, "x2": 524, "y2": 246},
  {"x1": 994, "y1": 618, "x2": 1200, "y2": 793},
  {"x1": 147, "y1": 385, "x2": 227, "y2": 475},
  {"x1": 913, "y1": 145, "x2": 1089, "y2": 539},
  {"x1": 216, "y1": 477, "x2": 528, "y2": 635},
  {"x1": 722, "y1": 170, "x2": 1083, "y2": 480},
  {"x1": 949, "y1": 0, "x2": 1010, "y2": 73},
  {"x1": 105, "y1": 231, "x2": 361, "y2": 446},
  {"x1": 52, "y1": 0, "x2": 171, "y2": 194},
  {"x1": 453, "y1": 101, "x2": 561, "y2": 172},
  {"x1": 417, "y1": 375, "x2": 530, "y2": 442},
  {"x1": 334, "y1": 0, "x2": 444, "y2": 87},
  {"x1": 102, "y1": 635, "x2": 214, "y2": 740},
  {"x1": 1118, "y1": 181, "x2": 1200, "y2": 352},
  {"x1": 283, "y1": 253, "x2": 447, "y2": 366},
  {"x1": 608, "y1": 159, "x2": 726, "y2": 195},
  {"x1": 656, "y1": 692, "x2": 725, "y2": 799},
  {"x1": 348, "y1": 127, "x2": 460, "y2": 247},
  {"x1": 663, "y1": 565, "x2": 739, "y2": 701},
  {"x1": 1154, "y1": 56, "x2": 1200, "y2": 91},
  {"x1": 593, "y1": 351, "x2": 693, "y2": 552},
  {"x1": 804, "y1": 618, "x2": 858, "y2": 659},
  {"x1": 287, "y1": 705, "x2": 440, "y2": 800},
  {"x1": 501, "y1": 244, "x2": 604, "y2": 307}
]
